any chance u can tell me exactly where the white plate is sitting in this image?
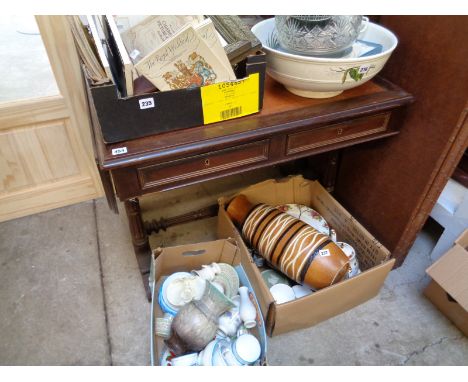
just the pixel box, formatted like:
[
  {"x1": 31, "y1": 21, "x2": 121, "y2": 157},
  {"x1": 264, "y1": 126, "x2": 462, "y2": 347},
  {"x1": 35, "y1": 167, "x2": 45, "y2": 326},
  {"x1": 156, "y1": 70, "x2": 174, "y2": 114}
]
[{"x1": 277, "y1": 204, "x2": 330, "y2": 236}]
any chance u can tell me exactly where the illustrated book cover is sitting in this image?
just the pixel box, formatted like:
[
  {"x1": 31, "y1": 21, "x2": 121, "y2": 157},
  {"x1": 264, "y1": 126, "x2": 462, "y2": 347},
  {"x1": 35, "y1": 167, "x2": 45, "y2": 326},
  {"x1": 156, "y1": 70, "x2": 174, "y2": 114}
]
[{"x1": 134, "y1": 24, "x2": 236, "y2": 91}]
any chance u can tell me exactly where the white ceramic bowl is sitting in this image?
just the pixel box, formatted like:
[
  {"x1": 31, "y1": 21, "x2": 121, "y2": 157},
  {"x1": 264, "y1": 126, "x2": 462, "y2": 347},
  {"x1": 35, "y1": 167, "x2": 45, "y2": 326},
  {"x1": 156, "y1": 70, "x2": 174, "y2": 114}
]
[{"x1": 251, "y1": 18, "x2": 398, "y2": 98}]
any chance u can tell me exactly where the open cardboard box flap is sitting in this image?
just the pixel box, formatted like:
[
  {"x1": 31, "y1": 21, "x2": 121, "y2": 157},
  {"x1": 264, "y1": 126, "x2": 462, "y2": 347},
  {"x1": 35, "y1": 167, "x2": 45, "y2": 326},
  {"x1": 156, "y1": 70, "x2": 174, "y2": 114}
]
[
  {"x1": 217, "y1": 175, "x2": 394, "y2": 336},
  {"x1": 152, "y1": 239, "x2": 238, "y2": 282},
  {"x1": 426, "y1": 230, "x2": 468, "y2": 311}
]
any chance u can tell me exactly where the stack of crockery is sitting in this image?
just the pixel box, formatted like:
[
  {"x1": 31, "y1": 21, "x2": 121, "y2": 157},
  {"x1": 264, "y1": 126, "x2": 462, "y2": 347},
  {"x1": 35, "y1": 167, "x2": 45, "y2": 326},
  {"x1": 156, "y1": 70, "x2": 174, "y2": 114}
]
[
  {"x1": 156, "y1": 262, "x2": 262, "y2": 366},
  {"x1": 227, "y1": 196, "x2": 362, "y2": 304}
]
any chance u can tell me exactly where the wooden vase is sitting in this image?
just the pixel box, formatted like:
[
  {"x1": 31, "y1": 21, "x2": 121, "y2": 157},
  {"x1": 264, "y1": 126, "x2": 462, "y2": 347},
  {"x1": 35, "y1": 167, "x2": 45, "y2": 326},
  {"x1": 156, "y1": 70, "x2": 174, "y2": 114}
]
[{"x1": 227, "y1": 194, "x2": 350, "y2": 290}]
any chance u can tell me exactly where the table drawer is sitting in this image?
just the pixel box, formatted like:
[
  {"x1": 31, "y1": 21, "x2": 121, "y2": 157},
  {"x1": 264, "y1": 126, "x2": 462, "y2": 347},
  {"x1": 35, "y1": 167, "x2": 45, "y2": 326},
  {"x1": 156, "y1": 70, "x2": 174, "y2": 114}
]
[
  {"x1": 138, "y1": 140, "x2": 270, "y2": 190},
  {"x1": 286, "y1": 113, "x2": 391, "y2": 155}
]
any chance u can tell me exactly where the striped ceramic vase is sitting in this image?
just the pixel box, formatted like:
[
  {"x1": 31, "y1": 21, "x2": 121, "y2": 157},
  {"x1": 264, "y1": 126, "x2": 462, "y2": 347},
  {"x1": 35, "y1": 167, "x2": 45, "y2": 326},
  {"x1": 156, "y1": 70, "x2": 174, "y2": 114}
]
[{"x1": 227, "y1": 195, "x2": 350, "y2": 290}]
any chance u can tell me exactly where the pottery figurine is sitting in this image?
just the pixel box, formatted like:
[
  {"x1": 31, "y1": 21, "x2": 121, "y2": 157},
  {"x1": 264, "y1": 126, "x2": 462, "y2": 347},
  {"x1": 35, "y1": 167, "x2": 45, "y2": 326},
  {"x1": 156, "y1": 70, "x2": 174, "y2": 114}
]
[
  {"x1": 238, "y1": 286, "x2": 257, "y2": 329},
  {"x1": 191, "y1": 262, "x2": 221, "y2": 281},
  {"x1": 165, "y1": 281, "x2": 235, "y2": 355}
]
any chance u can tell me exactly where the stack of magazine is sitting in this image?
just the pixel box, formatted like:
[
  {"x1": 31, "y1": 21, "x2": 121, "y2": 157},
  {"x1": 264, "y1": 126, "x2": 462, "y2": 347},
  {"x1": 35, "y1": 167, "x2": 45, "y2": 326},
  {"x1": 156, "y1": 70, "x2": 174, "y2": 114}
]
[{"x1": 116, "y1": 15, "x2": 237, "y2": 94}]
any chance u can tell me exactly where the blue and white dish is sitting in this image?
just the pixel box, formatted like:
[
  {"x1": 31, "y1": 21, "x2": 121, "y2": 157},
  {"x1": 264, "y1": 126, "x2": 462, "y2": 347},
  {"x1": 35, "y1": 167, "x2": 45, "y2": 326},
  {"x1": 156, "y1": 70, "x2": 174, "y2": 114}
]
[{"x1": 158, "y1": 271, "x2": 191, "y2": 315}]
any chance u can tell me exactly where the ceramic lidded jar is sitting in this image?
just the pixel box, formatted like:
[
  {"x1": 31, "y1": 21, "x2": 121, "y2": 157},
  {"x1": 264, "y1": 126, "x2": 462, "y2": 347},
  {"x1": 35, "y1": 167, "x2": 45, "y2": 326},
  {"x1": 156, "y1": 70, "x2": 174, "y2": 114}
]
[{"x1": 165, "y1": 281, "x2": 235, "y2": 356}]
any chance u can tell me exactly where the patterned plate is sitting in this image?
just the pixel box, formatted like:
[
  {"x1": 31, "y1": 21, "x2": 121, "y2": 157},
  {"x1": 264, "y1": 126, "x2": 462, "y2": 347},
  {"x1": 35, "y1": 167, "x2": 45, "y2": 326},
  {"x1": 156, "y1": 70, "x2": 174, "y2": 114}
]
[{"x1": 276, "y1": 204, "x2": 330, "y2": 236}]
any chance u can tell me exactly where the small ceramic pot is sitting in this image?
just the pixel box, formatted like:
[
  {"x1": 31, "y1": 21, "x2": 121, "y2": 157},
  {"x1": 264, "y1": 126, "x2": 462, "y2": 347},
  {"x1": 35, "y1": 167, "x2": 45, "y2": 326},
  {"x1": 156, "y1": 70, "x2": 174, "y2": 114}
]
[
  {"x1": 171, "y1": 352, "x2": 199, "y2": 366},
  {"x1": 191, "y1": 263, "x2": 221, "y2": 281},
  {"x1": 270, "y1": 284, "x2": 296, "y2": 304},
  {"x1": 155, "y1": 313, "x2": 174, "y2": 339},
  {"x1": 292, "y1": 284, "x2": 314, "y2": 299}
]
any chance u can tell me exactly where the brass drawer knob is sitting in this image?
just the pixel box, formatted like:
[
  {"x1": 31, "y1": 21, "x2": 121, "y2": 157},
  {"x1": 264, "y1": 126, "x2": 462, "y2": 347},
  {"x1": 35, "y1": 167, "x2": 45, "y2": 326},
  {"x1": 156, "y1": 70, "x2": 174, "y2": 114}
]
[{"x1": 204, "y1": 158, "x2": 210, "y2": 167}]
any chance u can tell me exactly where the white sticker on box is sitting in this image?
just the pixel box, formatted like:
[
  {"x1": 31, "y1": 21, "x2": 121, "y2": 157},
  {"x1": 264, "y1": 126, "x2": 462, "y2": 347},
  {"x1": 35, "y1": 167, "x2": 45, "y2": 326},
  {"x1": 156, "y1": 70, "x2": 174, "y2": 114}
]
[
  {"x1": 319, "y1": 249, "x2": 331, "y2": 257},
  {"x1": 139, "y1": 97, "x2": 155, "y2": 110},
  {"x1": 359, "y1": 65, "x2": 371, "y2": 74},
  {"x1": 111, "y1": 147, "x2": 128, "y2": 155}
]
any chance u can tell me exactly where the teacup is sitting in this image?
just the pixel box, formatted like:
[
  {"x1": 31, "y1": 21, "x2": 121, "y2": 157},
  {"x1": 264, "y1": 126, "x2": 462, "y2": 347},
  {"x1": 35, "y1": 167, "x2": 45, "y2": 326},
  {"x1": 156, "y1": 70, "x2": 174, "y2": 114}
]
[
  {"x1": 217, "y1": 334, "x2": 261, "y2": 366},
  {"x1": 336, "y1": 242, "x2": 361, "y2": 277}
]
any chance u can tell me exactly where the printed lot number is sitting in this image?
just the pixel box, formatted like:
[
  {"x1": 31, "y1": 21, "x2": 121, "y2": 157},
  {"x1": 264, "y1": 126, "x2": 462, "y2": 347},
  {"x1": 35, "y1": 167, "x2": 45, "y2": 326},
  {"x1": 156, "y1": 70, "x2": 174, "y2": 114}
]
[
  {"x1": 139, "y1": 97, "x2": 155, "y2": 110},
  {"x1": 112, "y1": 147, "x2": 128, "y2": 155}
]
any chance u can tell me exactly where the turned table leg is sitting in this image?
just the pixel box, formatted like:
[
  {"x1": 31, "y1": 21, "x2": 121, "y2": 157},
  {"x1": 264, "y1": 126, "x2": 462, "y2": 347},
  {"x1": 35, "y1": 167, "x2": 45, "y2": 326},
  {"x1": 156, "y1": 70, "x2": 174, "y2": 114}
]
[{"x1": 124, "y1": 198, "x2": 152, "y2": 301}]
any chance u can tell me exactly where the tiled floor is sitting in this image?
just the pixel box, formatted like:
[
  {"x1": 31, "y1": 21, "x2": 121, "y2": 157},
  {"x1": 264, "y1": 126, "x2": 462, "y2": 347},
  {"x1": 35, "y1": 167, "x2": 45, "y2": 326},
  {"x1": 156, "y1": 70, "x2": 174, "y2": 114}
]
[{"x1": 0, "y1": 170, "x2": 467, "y2": 365}]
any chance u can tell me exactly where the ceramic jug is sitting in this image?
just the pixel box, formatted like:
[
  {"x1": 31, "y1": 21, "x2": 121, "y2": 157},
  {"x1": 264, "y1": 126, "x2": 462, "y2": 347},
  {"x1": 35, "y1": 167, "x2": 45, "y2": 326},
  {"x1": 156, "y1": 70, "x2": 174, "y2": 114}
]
[
  {"x1": 226, "y1": 194, "x2": 350, "y2": 289},
  {"x1": 165, "y1": 281, "x2": 235, "y2": 356}
]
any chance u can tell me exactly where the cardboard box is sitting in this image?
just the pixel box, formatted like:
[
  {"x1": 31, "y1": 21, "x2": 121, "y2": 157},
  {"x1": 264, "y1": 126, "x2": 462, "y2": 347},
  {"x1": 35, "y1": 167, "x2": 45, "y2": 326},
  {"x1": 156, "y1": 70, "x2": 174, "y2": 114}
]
[
  {"x1": 149, "y1": 239, "x2": 268, "y2": 365},
  {"x1": 217, "y1": 175, "x2": 394, "y2": 336},
  {"x1": 85, "y1": 16, "x2": 266, "y2": 143},
  {"x1": 424, "y1": 229, "x2": 468, "y2": 336}
]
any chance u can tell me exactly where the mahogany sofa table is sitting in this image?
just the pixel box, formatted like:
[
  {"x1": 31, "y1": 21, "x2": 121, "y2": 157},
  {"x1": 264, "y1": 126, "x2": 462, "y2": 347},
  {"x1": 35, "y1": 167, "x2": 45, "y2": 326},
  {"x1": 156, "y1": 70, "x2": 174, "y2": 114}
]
[{"x1": 89, "y1": 75, "x2": 413, "y2": 299}]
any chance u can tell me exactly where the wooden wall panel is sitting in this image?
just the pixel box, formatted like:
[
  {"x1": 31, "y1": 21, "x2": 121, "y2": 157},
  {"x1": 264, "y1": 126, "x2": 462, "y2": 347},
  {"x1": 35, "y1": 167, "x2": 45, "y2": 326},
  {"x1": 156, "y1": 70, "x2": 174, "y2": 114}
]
[{"x1": 0, "y1": 16, "x2": 103, "y2": 222}]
